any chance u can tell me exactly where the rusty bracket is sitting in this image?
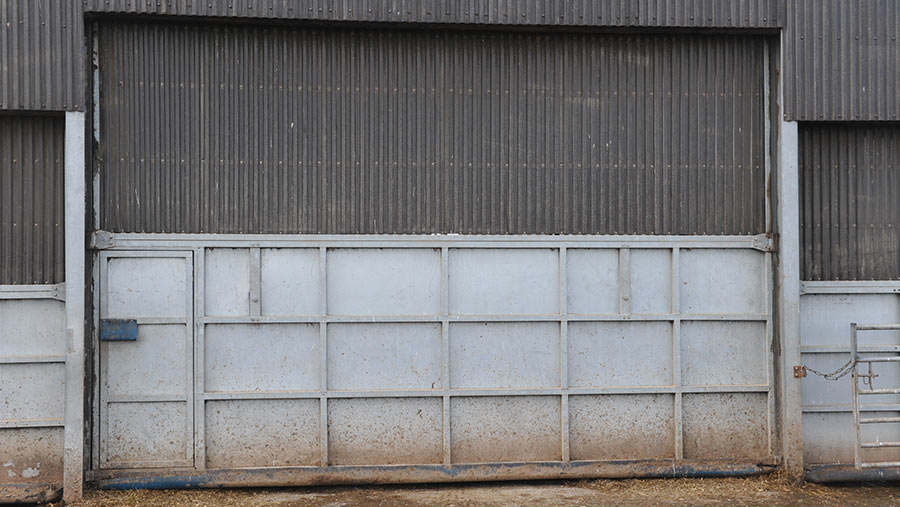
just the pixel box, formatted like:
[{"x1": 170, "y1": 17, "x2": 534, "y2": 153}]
[{"x1": 793, "y1": 365, "x2": 807, "y2": 378}]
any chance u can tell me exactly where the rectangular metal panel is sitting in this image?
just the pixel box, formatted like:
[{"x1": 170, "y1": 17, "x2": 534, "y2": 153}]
[
  {"x1": 0, "y1": 299, "x2": 66, "y2": 356},
  {"x1": 0, "y1": 0, "x2": 83, "y2": 111},
  {"x1": 449, "y1": 322, "x2": 560, "y2": 389},
  {"x1": 784, "y1": 0, "x2": 900, "y2": 121},
  {"x1": 0, "y1": 363, "x2": 65, "y2": 421},
  {"x1": 99, "y1": 320, "x2": 138, "y2": 342},
  {"x1": 98, "y1": 24, "x2": 768, "y2": 235},
  {"x1": 682, "y1": 393, "x2": 769, "y2": 459},
  {"x1": 569, "y1": 394, "x2": 675, "y2": 460},
  {"x1": 0, "y1": 428, "x2": 64, "y2": 484},
  {"x1": 0, "y1": 115, "x2": 64, "y2": 284},
  {"x1": 327, "y1": 398, "x2": 443, "y2": 465},
  {"x1": 205, "y1": 399, "x2": 320, "y2": 468},
  {"x1": 568, "y1": 322, "x2": 673, "y2": 387},
  {"x1": 84, "y1": 0, "x2": 782, "y2": 28},
  {"x1": 205, "y1": 324, "x2": 320, "y2": 392},
  {"x1": 800, "y1": 124, "x2": 900, "y2": 281}
]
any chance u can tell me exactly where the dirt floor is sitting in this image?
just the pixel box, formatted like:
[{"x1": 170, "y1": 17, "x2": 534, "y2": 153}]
[{"x1": 58, "y1": 475, "x2": 900, "y2": 506}]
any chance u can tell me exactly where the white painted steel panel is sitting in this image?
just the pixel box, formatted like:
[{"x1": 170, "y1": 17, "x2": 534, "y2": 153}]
[
  {"x1": 205, "y1": 324, "x2": 319, "y2": 392},
  {"x1": 327, "y1": 398, "x2": 443, "y2": 465},
  {"x1": 630, "y1": 249, "x2": 672, "y2": 314},
  {"x1": 104, "y1": 325, "x2": 189, "y2": 397},
  {"x1": 0, "y1": 428, "x2": 64, "y2": 483},
  {"x1": 682, "y1": 393, "x2": 768, "y2": 459},
  {"x1": 680, "y1": 249, "x2": 765, "y2": 314},
  {"x1": 205, "y1": 248, "x2": 250, "y2": 317},
  {"x1": 568, "y1": 322, "x2": 673, "y2": 387},
  {"x1": 566, "y1": 249, "x2": 619, "y2": 314},
  {"x1": 327, "y1": 323, "x2": 441, "y2": 390},
  {"x1": 801, "y1": 294, "x2": 900, "y2": 346},
  {"x1": 327, "y1": 249, "x2": 440, "y2": 316},
  {"x1": 450, "y1": 396, "x2": 561, "y2": 463},
  {"x1": 0, "y1": 300, "x2": 66, "y2": 357},
  {"x1": 681, "y1": 321, "x2": 767, "y2": 386},
  {"x1": 106, "y1": 402, "x2": 190, "y2": 465},
  {"x1": 205, "y1": 399, "x2": 320, "y2": 468},
  {"x1": 569, "y1": 394, "x2": 675, "y2": 460},
  {"x1": 0, "y1": 363, "x2": 65, "y2": 421},
  {"x1": 107, "y1": 257, "x2": 187, "y2": 318},
  {"x1": 803, "y1": 412, "x2": 900, "y2": 465},
  {"x1": 260, "y1": 248, "x2": 320, "y2": 316},
  {"x1": 449, "y1": 249, "x2": 558, "y2": 315},
  {"x1": 449, "y1": 322, "x2": 560, "y2": 389}
]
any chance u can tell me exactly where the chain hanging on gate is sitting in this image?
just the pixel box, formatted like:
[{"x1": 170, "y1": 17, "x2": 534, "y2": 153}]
[{"x1": 801, "y1": 358, "x2": 857, "y2": 381}]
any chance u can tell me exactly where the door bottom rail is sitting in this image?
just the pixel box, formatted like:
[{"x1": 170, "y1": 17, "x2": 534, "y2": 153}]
[{"x1": 94, "y1": 459, "x2": 778, "y2": 489}]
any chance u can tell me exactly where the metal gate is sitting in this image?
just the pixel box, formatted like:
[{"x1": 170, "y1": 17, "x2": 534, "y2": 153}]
[{"x1": 93, "y1": 233, "x2": 775, "y2": 486}]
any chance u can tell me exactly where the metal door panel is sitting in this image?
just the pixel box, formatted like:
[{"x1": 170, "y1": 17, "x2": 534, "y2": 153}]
[{"x1": 99, "y1": 251, "x2": 193, "y2": 469}]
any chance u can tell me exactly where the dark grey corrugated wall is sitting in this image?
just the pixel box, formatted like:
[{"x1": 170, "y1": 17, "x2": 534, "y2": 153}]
[
  {"x1": 0, "y1": 0, "x2": 84, "y2": 111},
  {"x1": 85, "y1": 0, "x2": 782, "y2": 28},
  {"x1": 0, "y1": 115, "x2": 65, "y2": 284},
  {"x1": 800, "y1": 123, "x2": 900, "y2": 281},
  {"x1": 784, "y1": 0, "x2": 900, "y2": 122},
  {"x1": 98, "y1": 23, "x2": 768, "y2": 235}
]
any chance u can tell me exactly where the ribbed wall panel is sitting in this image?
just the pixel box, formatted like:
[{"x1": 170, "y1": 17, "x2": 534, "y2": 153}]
[
  {"x1": 800, "y1": 124, "x2": 900, "y2": 281},
  {"x1": 0, "y1": 0, "x2": 84, "y2": 111},
  {"x1": 99, "y1": 23, "x2": 767, "y2": 235},
  {"x1": 0, "y1": 115, "x2": 65, "y2": 284},
  {"x1": 85, "y1": 0, "x2": 782, "y2": 28},
  {"x1": 784, "y1": 0, "x2": 900, "y2": 121}
]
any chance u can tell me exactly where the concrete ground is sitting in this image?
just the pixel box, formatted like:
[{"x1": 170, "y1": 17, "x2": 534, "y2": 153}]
[{"x1": 61, "y1": 475, "x2": 900, "y2": 506}]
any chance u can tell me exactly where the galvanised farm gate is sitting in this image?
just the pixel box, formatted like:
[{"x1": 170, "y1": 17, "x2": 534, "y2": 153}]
[{"x1": 1, "y1": 0, "x2": 900, "y2": 503}]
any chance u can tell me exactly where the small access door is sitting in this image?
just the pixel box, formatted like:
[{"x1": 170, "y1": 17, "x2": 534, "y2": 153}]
[{"x1": 98, "y1": 251, "x2": 194, "y2": 469}]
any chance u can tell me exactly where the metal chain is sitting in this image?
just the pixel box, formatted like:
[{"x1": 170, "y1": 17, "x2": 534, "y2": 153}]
[{"x1": 803, "y1": 358, "x2": 857, "y2": 381}]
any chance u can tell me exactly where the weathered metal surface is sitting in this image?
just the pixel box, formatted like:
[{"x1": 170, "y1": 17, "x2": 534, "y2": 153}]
[
  {"x1": 800, "y1": 288, "x2": 900, "y2": 467},
  {"x1": 99, "y1": 320, "x2": 138, "y2": 342},
  {"x1": 0, "y1": 0, "x2": 83, "y2": 111},
  {"x1": 205, "y1": 399, "x2": 320, "y2": 468},
  {"x1": 96, "y1": 460, "x2": 776, "y2": 489},
  {"x1": 682, "y1": 393, "x2": 769, "y2": 459},
  {"x1": 784, "y1": 0, "x2": 900, "y2": 121},
  {"x1": 84, "y1": 0, "x2": 782, "y2": 28},
  {"x1": 0, "y1": 299, "x2": 66, "y2": 357},
  {"x1": 450, "y1": 396, "x2": 562, "y2": 463},
  {"x1": 0, "y1": 115, "x2": 65, "y2": 285},
  {"x1": 568, "y1": 322, "x2": 673, "y2": 386},
  {"x1": 800, "y1": 124, "x2": 900, "y2": 281},
  {"x1": 0, "y1": 296, "x2": 66, "y2": 501},
  {"x1": 568, "y1": 395, "x2": 675, "y2": 460},
  {"x1": 98, "y1": 23, "x2": 768, "y2": 235},
  {"x1": 327, "y1": 398, "x2": 444, "y2": 465}
]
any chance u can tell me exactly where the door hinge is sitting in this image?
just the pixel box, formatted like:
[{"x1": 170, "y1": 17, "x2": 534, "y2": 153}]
[{"x1": 91, "y1": 230, "x2": 116, "y2": 250}]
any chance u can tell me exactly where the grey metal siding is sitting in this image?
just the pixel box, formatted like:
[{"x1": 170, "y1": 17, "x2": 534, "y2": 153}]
[
  {"x1": 0, "y1": 0, "x2": 84, "y2": 111},
  {"x1": 800, "y1": 123, "x2": 900, "y2": 281},
  {"x1": 784, "y1": 0, "x2": 900, "y2": 121},
  {"x1": 98, "y1": 23, "x2": 768, "y2": 235},
  {"x1": 0, "y1": 114, "x2": 65, "y2": 284},
  {"x1": 85, "y1": 0, "x2": 782, "y2": 29}
]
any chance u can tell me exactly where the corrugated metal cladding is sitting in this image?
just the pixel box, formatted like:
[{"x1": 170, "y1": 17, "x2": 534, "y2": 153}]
[
  {"x1": 0, "y1": 115, "x2": 65, "y2": 284},
  {"x1": 800, "y1": 124, "x2": 900, "y2": 281},
  {"x1": 85, "y1": 0, "x2": 782, "y2": 28},
  {"x1": 0, "y1": 0, "x2": 84, "y2": 111},
  {"x1": 99, "y1": 23, "x2": 768, "y2": 235},
  {"x1": 784, "y1": 0, "x2": 900, "y2": 121}
]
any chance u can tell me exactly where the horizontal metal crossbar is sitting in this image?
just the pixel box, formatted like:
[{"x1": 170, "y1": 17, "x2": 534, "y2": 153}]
[
  {"x1": 860, "y1": 462, "x2": 900, "y2": 469},
  {"x1": 858, "y1": 356, "x2": 900, "y2": 363},
  {"x1": 860, "y1": 416, "x2": 900, "y2": 424},
  {"x1": 861, "y1": 442, "x2": 900, "y2": 449},
  {"x1": 858, "y1": 389, "x2": 900, "y2": 395}
]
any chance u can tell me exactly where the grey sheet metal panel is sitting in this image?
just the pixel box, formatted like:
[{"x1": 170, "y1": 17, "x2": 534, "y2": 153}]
[
  {"x1": 0, "y1": 115, "x2": 65, "y2": 284},
  {"x1": 800, "y1": 124, "x2": 900, "y2": 281},
  {"x1": 98, "y1": 23, "x2": 768, "y2": 235},
  {"x1": 0, "y1": 0, "x2": 84, "y2": 111},
  {"x1": 784, "y1": 0, "x2": 900, "y2": 121},
  {"x1": 84, "y1": 0, "x2": 782, "y2": 28}
]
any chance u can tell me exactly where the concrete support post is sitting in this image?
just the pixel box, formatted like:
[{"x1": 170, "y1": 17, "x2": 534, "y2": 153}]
[
  {"x1": 63, "y1": 111, "x2": 86, "y2": 503},
  {"x1": 777, "y1": 50, "x2": 803, "y2": 480}
]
